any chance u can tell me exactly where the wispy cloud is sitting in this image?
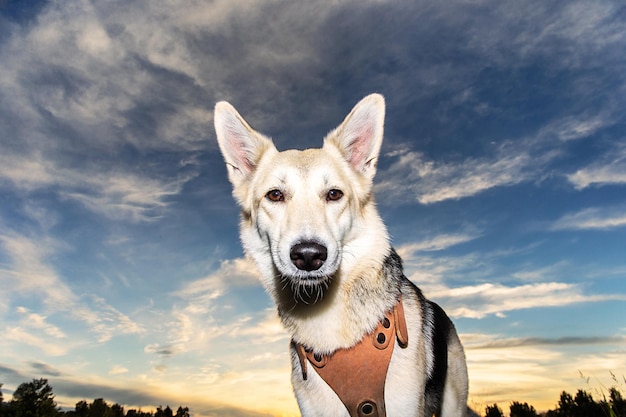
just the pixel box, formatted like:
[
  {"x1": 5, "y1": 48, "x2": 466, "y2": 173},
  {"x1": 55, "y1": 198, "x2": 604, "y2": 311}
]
[
  {"x1": 0, "y1": 153, "x2": 192, "y2": 223},
  {"x1": 538, "y1": 112, "x2": 615, "y2": 142},
  {"x1": 464, "y1": 332, "x2": 626, "y2": 411},
  {"x1": 551, "y1": 206, "x2": 626, "y2": 231},
  {"x1": 0, "y1": 231, "x2": 76, "y2": 310},
  {"x1": 430, "y1": 282, "x2": 626, "y2": 319},
  {"x1": 398, "y1": 237, "x2": 625, "y2": 319},
  {"x1": 511, "y1": 261, "x2": 571, "y2": 283},
  {"x1": 108, "y1": 365, "x2": 129, "y2": 375},
  {"x1": 28, "y1": 361, "x2": 64, "y2": 377},
  {"x1": 0, "y1": 231, "x2": 144, "y2": 348},
  {"x1": 4, "y1": 326, "x2": 68, "y2": 356},
  {"x1": 0, "y1": 359, "x2": 288, "y2": 417},
  {"x1": 464, "y1": 1, "x2": 626, "y2": 69},
  {"x1": 375, "y1": 149, "x2": 536, "y2": 205},
  {"x1": 16, "y1": 307, "x2": 67, "y2": 339},
  {"x1": 174, "y1": 258, "x2": 260, "y2": 302},
  {"x1": 468, "y1": 335, "x2": 626, "y2": 350},
  {"x1": 396, "y1": 233, "x2": 481, "y2": 257},
  {"x1": 143, "y1": 258, "x2": 263, "y2": 359},
  {"x1": 239, "y1": 309, "x2": 289, "y2": 345},
  {"x1": 567, "y1": 145, "x2": 626, "y2": 189},
  {"x1": 75, "y1": 296, "x2": 145, "y2": 343},
  {"x1": 376, "y1": 103, "x2": 623, "y2": 206}
]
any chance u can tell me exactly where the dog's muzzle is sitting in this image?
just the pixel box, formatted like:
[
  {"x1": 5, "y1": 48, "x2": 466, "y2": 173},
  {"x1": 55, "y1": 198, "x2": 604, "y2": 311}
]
[{"x1": 290, "y1": 241, "x2": 328, "y2": 271}]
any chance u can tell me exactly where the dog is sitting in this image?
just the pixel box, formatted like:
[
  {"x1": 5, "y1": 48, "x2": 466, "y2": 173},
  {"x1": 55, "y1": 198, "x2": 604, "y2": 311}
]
[{"x1": 214, "y1": 94, "x2": 469, "y2": 417}]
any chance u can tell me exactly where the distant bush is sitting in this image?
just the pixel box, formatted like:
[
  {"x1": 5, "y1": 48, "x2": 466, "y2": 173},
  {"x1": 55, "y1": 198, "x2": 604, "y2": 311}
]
[
  {"x1": 2, "y1": 376, "x2": 625, "y2": 417},
  {"x1": 0, "y1": 379, "x2": 190, "y2": 417},
  {"x1": 483, "y1": 384, "x2": 626, "y2": 417}
]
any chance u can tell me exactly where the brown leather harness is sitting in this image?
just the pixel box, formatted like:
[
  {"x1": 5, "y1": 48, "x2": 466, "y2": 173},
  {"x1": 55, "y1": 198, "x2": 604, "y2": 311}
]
[{"x1": 294, "y1": 297, "x2": 409, "y2": 417}]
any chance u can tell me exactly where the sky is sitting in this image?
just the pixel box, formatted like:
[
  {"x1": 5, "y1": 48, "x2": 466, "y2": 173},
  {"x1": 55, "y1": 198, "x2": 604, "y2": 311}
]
[{"x1": 0, "y1": 0, "x2": 625, "y2": 416}]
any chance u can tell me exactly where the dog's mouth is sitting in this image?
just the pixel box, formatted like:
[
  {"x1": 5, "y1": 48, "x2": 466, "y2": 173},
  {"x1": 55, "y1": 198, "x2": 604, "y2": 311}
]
[{"x1": 280, "y1": 274, "x2": 333, "y2": 304}]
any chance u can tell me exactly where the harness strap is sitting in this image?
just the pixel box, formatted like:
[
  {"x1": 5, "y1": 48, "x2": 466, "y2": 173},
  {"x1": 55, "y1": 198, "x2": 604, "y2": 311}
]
[{"x1": 294, "y1": 297, "x2": 408, "y2": 417}]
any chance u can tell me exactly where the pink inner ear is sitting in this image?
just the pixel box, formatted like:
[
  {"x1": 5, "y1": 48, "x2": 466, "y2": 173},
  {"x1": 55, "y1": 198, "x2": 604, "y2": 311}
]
[
  {"x1": 232, "y1": 136, "x2": 254, "y2": 173},
  {"x1": 347, "y1": 126, "x2": 373, "y2": 171}
]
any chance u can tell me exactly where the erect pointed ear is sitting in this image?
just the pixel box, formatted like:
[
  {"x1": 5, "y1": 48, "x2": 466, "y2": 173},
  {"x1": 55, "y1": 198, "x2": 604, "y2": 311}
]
[
  {"x1": 214, "y1": 101, "x2": 277, "y2": 188},
  {"x1": 323, "y1": 94, "x2": 385, "y2": 180}
]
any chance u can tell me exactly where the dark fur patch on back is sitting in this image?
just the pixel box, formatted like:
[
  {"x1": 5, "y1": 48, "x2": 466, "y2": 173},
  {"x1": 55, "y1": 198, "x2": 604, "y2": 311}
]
[
  {"x1": 425, "y1": 300, "x2": 451, "y2": 416},
  {"x1": 387, "y1": 248, "x2": 451, "y2": 417},
  {"x1": 382, "y1": 249, "x2": 404, "y2": 287}
]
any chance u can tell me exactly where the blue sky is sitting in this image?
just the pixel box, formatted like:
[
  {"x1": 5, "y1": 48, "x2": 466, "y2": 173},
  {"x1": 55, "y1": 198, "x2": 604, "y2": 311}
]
[{"x1": 0, "y1": 0, "x2": 625, "y2": 416}]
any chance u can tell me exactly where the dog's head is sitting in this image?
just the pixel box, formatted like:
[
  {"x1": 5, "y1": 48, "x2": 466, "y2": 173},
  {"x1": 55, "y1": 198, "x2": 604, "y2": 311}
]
[{"x1": 214, "y1": 94, "x2": 387, "y2": 303}]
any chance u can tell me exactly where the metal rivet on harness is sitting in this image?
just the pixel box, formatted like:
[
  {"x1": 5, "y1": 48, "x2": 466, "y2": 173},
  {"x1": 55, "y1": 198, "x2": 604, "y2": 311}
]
[
  {"x1": 358, "y1": 400, "x2": 377, "y2": 417},
  {"x1": 376, "y1": 333, "x2": 386, "y2": 344}
]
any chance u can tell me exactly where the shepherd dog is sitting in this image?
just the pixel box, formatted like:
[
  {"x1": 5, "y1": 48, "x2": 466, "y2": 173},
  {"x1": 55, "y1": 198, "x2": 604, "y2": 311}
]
[{"x1": 214, "y1": 94, "x2": 470, "y2": 417}]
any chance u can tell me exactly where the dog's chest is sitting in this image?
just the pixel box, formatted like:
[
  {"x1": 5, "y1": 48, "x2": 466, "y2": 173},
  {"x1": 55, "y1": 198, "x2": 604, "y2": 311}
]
[{"x1": 292, "y1": 298, "x2": 416, "y2": 417}]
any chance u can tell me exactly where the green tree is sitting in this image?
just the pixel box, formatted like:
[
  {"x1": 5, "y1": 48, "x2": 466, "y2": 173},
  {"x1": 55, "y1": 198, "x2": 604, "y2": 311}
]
[
  {"x1": 556, "y1": 391, "x2": 575, "y2": 416},
  {"x1": 485, "y1": 404, "x2": 504, "y2": 417},
  {"x1": 174, "y1": 407, "x2": 188, "y2": 417},
  {"x1": 10, "y1": 379, "x2": 58, "y2": 417},
  {"x1": 88, "y1": 399, "x2": 110, "y2": 417},
  {"x1": 509, "y1": 401, "x2": 538, "y2": 417},
  {"x1": 610, "y1": 387, "x2": 626, "y2": 417},
  {"x1": 1, "y1": 383, "x2": 4, "y2": 417},
  {"x1": 574, "y1": 389, "x2": 604, "y2": 417},
  {"x1": 74, "y1": 401, "x2": 89, "y2": 417},
  {"x1": 109, "y1": 404, "x2": 123, "y2": 417}
]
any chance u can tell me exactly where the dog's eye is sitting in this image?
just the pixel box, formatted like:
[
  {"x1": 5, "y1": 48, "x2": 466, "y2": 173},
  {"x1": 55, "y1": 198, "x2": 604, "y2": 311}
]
[
  {"x1": 266, "y1": 189, "x2": 285, "y2": 202},
  {"x1": 326, "y1": 189, "x2": 344, "y2": 202}
]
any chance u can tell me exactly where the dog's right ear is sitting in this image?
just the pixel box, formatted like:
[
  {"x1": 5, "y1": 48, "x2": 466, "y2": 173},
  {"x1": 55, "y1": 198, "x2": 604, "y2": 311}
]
[{"x1": 214, "y1": 101, "x2": 277, "y2": 189}]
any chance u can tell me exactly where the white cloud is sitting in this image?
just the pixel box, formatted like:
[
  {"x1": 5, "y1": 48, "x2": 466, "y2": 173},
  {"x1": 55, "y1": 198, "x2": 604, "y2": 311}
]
[
  {"x1": 398, "y1": 238, "x2": 626, "y2": 319},
  {"x1": 0, "y1": 152, "x2": 192, "y2": 222},
  {"x1": 4, "y1": 326, "x2": 68, "y2": 356},
  {"x1": 376, "y1": 107, "x2": 622, "y2": 206},
  {"x1": 0, "y1": 231, "x2": 144, "y2": 346},
  {"x1": 551, "y1": 206, "x2": 626, "y2": 231},
  {"x1": 61, "y1": 173, "x2": 194, "y2": 223},
  {"x1": 538, "y1": 112, "x2": 614, "y2": 142},
  {"x1": 429, "y1": 281, "x2": 626, "y2": 319},
  {"x1": 396, "y1": 233, "x2": 480, "y2": 257},
  {"x1": 75, "y1": 296, "x2": 145, "y2": 343},
  {"x1": 144, "y1": 258, "x2": 265, "y2": 359},
  {"x1": 375, "y1": 141, "x2": 550, "y2": 205},
  {"x1": 511, "y1": 261, "x2": 571, "y2": 282},
  {"x1": 174, "y1": 257, "x2": 260, "y2": 302},
  {"x1": 567, "y1": 146, "x2": 626, "y2": 189},
  {"x1": 15, "y1": 307, "x2": 67, "y2": 339},
  {"x1": 239, "y1": 309, "x2": 289, "y2": 345},
  {"x1": 466, "y1": 1, "x2": 625, "y2": 70},
  {"x1": 0, "y1": 232, "x2": 76, "y2": 309},
  {"x1": 108, "y1": 365, "x2": 129, "y2": 375},
  {"x1": 464, "y1": 333, "x2": 626, "y2": 411}
]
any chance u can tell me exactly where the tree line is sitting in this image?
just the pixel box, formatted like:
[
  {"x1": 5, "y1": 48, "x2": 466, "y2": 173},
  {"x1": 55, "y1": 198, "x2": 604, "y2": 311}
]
[
  {"x1": 2, "y1": 377, "x2": 625, "y2": 417},
  {"x1": 484, "y1": 386, "x2": 626, "y2": 417},
  {"x1": 0, "y1": 379, "x2": 190, "y2": 417}
]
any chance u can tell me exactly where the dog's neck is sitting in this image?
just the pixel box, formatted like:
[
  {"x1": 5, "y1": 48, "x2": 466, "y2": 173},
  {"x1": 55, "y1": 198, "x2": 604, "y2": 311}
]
[{"x1": 277, "y1": 248, "x2": 404, "y2": 354}]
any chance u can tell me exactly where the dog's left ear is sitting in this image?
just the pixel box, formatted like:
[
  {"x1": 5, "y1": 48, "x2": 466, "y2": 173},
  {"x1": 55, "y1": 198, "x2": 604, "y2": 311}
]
[{"x1": 324, "y1": 94, "x2": 385, "y2": 180}]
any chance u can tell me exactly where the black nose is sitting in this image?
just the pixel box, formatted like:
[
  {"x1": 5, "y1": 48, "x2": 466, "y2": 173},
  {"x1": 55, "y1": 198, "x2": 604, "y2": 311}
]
[{"x1": 290, "y1": 242, "x2": 328, "y2": 271}]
